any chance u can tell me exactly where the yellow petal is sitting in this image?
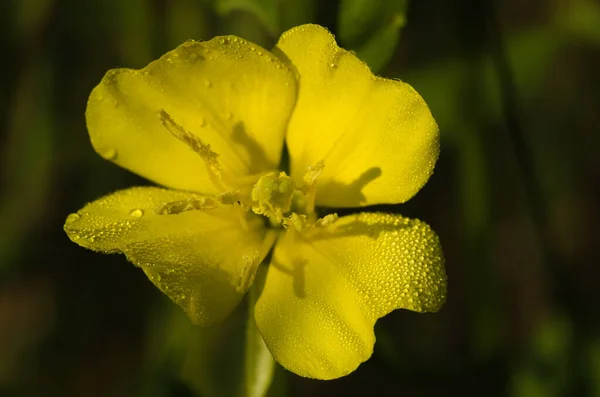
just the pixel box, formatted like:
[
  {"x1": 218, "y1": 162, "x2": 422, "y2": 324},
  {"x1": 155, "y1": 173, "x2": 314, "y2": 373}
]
[
  {"x1": 86, "y1": 37, "x2": 297, "y2": 194},
  {"x1": 64, "y1": 187, "x2": 275, "y2": 325},
  {"x1": 255, "y1": 212, "x2": 446, "y2": 379},
  {"x1": 275, "y1": 24, "x2": 439, "y2": 207}
]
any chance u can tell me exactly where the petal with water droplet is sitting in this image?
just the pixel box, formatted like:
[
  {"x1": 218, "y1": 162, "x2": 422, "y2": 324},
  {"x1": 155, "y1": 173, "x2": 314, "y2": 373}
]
[
  {"x1": 86, "y1": 36, "x2": 297, "y2": 194},
  {"x1": 255, "y1": 212, "x2": 446, "y2": 379},
  {"x1": 275, "y1": 24, "x2": 439, "y2": 207},
  {"x1": 64, "y1": 186, "x2": 275, "y2": 325}
]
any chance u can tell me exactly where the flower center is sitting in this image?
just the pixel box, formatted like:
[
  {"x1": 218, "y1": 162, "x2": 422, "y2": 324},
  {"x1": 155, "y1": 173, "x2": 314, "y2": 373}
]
[
  {"x1": 158, "y1": 109, "x2": 335, "y2": 231},
  {"x1": 251, "y1": 172, "x2": 294, "y2": 223}
]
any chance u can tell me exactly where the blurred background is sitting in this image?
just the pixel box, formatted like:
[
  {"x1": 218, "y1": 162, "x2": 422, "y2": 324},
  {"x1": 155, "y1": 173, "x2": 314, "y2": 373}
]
[{"x1": 1, "y1": 0, "x2": 599, "y2": 396}]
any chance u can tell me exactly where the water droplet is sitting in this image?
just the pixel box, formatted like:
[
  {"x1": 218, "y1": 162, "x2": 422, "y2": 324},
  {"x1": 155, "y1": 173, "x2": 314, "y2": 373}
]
[
  {"x1": 204, "y1": 80, "x2": 212, "y2": 88},
  {"x1": 257, "y1": 51, "x2": 263, "y2": 55},
  {"x1": 199, "y1": 118, "x2": 206, "y2": 127},
  {"x1": 330, "y1": 63, "x2": 337, "y2": 68},
  {"x1": 66, "y1": 213, "x2": 80, "y2": 224},
  {"x1": 218, "y1": 38, "x2": 225, "y2": 44},
  {"x1": 99, "y1": 148, "x2": 117, "y2": 160},
  {"x1": 224, "y1": 112, "x2": 233, "y2": 120},
  {"x1": 129, "y1": 208, "x2": 144, "y2": 218}
]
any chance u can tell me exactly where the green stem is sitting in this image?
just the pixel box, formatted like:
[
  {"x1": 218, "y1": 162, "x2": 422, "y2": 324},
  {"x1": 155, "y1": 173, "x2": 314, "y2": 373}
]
[{"x1": 243, "y1": 268, "x2": 275, "y2": 397}]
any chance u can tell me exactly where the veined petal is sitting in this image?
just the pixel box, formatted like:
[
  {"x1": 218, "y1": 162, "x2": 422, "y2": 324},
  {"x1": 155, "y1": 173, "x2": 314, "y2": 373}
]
[
  {"x1": 64, "y1": 187, "x2": 275, "y2": 325},
  {"x1": 255, "y1": 212, "x2": 446, "y2": 379},
  {"x1": 87, "y1": 37, "x2": 297, "y2": 194},
  {"x1": 275, "y1": 24, "x2": 439, "y2": 207}
]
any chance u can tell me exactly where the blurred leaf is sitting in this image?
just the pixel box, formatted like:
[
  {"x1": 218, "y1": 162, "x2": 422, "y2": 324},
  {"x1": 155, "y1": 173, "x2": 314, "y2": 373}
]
[
  {"x1": 557, "y1": 0, "x2": 600, "y2": 45},
  {"x1": 222, "y1": 8, "x2": 273, "y2": 48},
  {"x1": 0, "y1": 55, "x2": 55, "y2": 272},
  {"x1": 510, "y1": 312, "x2": 572, "y2": 397},
  {"x1": 166, "y1": 0, "x2": 212, "y2": 48},
  {"x1": 338, "y1": 0, "x2": 408, "y2": 73},
  {"x1": 216, "y1": 0, "x2": 279, "y2": 36},
  {"x1": 589, "y1": 337, "x2": 600, "y2": 396},
  {"x1": 405, "y1": 27, "x2": 560, "y2": 137},
  {"x1": 143, "y1": 268, "x2": 276, "y2": 397},
  {"x1": 114, "y1": 0, "x2": 154, "y2": 67},
  {"x1": 480, "y1": 27, "x2": 562, "y2": 123},
  {"x1": 13, "y1": 0, "x2": 53, "y2": 41},
  {"x1": 279, "y1": 0, "x2": 316, "y2": 32}
]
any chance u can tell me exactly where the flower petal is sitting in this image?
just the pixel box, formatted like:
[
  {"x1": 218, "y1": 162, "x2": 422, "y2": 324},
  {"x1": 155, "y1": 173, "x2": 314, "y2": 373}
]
[
  {"x1": 275, "y1": 24, "x2": 439, "y2": 207},
  {"x1": 64, "y1": 187, "x2": 275, "y2": 325},
  {"x1": 255, "y1": 212, "x2": 446, "y2": 379},
  {"x1": 86, "y1": 37, "x2": 297, "y2": 194}
]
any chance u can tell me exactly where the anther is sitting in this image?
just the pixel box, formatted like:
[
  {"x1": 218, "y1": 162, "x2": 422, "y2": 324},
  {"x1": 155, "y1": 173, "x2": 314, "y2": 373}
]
[{"x1": 158, "y1": 109, "x2": 226, "y2": 192}]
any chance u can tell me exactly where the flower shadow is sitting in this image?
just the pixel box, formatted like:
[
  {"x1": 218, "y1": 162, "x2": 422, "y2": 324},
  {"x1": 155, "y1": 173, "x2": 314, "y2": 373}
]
[
  {"x1": 319, "y1": 167, "x2": 382, "y2": 206},
  {"x1": 271, "y1": 257, "x2": 308, "y2": 299},
  {"x1": 271, "y1": 218, "x2": 411, "y2": 299},
  {"x1": 230, "y1": 121, "x2": 277, "y2": 174}
]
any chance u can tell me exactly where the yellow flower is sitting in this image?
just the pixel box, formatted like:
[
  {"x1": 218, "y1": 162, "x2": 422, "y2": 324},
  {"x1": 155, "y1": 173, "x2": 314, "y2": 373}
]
[{"x1": 64, "y1": 24, "x2": 446, "y2": 380}]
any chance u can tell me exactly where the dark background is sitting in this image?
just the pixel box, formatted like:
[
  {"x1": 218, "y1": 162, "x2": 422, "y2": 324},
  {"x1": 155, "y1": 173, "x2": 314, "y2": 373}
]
[{"x1": 1, "y1": 0, "x2": 599, "y2": 396}]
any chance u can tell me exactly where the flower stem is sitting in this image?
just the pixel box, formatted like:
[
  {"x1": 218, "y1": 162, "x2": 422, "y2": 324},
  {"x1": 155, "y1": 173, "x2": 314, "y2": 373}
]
[{"x1": 243, "y1": 268, "x2": 275, "y2": 397}]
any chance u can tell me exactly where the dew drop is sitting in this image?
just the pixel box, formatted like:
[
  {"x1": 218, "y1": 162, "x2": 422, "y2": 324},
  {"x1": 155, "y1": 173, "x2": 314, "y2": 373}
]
[
  {"x1": 66, "y1": 213, "x2": 80, "y2": 224},
  {"x1": 330, "y1": 63, "x2": 337, "y2": 68},
  {"x1": 204, "y1": 80, "x2": 212, "y2": 88},
  {"x1": 99, "y1": 148, "x2": 117, "y2": 160},
  {"x1": 129, "y1": 208, "x2": 144, "y2": 218}
]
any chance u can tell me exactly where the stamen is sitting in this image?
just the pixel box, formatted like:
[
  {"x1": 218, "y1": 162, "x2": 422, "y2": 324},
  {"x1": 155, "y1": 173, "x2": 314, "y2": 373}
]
[
  {"x1": 303, "y1": 160, "x2": 324, "y2": 186},
  {"x1": 315, "y1": 213, "x2": 338, "y2": 227},
  {"x1": 298, "y1": 160, "x2": 324, "y2": 215},
  {"x1": 282, "y1": 213, "x2": 308, "y2": 232},
  {"x1": 251, "y1": 172, "x2": 295, "y2": 223},
  {"x1": 158, "y1": 109, "x2": 226, "y2": 192},
  {"x1": 157, "y1": 196, "x2": 219, "y2": 215},
  {"x1": 283, "y1": 212, "x2": 338, "y2": 233}
]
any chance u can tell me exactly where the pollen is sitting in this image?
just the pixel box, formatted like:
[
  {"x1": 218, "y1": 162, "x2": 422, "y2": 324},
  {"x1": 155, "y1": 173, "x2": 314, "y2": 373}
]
[{"x1": 251, "y1": 172, "x2": 295, "y2": 223}]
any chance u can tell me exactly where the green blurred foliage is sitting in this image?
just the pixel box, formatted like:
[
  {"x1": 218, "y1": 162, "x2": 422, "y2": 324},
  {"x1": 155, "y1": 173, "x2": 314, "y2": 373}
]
[
  {"x1": 338, "y1": 0, "x2": 408, "y2": 73},
  {"x1": 1, "y1": 0, "x2": 599, "y2": 396}
]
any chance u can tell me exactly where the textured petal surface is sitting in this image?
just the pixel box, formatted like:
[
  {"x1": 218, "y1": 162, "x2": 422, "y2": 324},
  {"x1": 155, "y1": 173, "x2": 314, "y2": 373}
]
[
  {"x1": 275, "y1": 24, "x2": 439, "y2": 207},
  {"x1": 64, "y1": 187, "x2": 274, "y2": 325},
  {"x1": 255, "y1": 212, "x2": 446, "y2": 379},
  {"x1": 86, "y1": 37, "x2": 297, "y2": 194}
]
